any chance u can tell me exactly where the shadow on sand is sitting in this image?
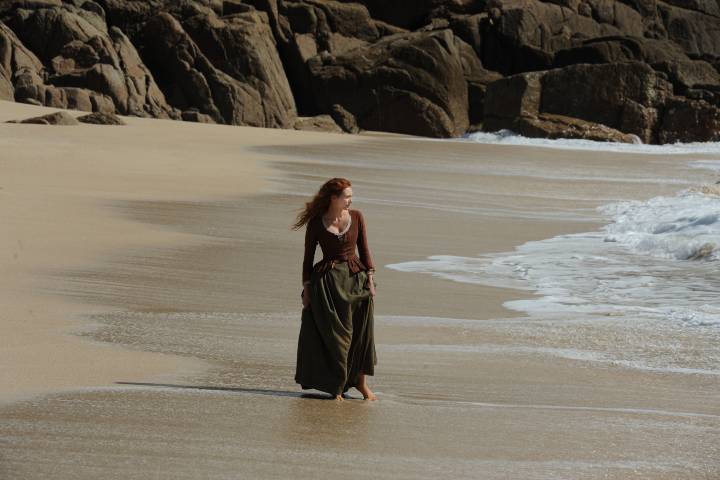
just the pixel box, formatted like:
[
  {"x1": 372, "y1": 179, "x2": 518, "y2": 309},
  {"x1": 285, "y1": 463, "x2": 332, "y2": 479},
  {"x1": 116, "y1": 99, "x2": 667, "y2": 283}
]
[{"x1": 115, "y1": 381, "x2": 356, "y2": 400}]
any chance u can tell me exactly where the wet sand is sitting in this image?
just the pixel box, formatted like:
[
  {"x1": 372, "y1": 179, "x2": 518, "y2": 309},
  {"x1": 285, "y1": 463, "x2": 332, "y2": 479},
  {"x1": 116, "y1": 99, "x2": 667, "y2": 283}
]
[{"x1": 1, "y1": 101, "x2": 718, "y2": 479}]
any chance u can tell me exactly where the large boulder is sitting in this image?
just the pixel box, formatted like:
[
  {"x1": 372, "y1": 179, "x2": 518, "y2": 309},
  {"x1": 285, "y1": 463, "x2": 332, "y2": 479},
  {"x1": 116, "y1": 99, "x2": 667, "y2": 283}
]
[
  {"x1": 77, "y1": 111, "x2": 126, "y2": 124},
  {"x1": 329, "y1": 103, "x2": 359, "y2": 133},
  {"x1": 307, "y1": 29, "x2": 470, "y2": 137},
  {"x1": 484, "y1": 62, "x2": 677, "y2": 143},
  {"x1": 293, "y1": 114, "x2": 343, "y2": 132},
  {"x1": 18, "y1": 110, "x2": 79, "y2": 124},
  {"x1": 659, "y1": 2, "x2": 720, "y2": 58},
  {"x1": 652, "y1": 59, "x2": 720, "y2": 95},
  {"x1": 4, "y1": 5, "x2": 177, "y2": 117},
  {"x1": 506, "y1": 112, "x2": 639, "y2": 143},
  {"x1": 540, "y1": 62, "x2": 673, "y2": 142},
  {"x1": 337, "y1": 0, "x2": 481, "y2": 30},
  {"x1": 480, "y1": 0, "x2": 644, "y2": 74},
  {"x1": 274, "y1": 0, "x2": 381, "y2": 113},
  {"x1": 140, "y1": 11, "x2": 291, "y2": 127},
  {"x1": 658, "y1": 97, "x2": 720, "y2": 143},
  {"x1": 7, "y1": 5, "x2": 108, "y2": 63},
  {"x1": 104, "y1": 26, "x2": 177, "y2": 117},
  {"x1": 181, "y1": 9, "x2": 296, "y2": 127},
  {"x1": 454, "y1": 33, "x2": 502, "y2": 124},
  {"x1": 95, "y1": 0, "x2": 221, "y2": 39},
  {"x1": 554, "y1": 36, "x2": 692, "y2": 67},
  {"x1": 0, "y1": 20, "x2": 45, "y2": 100}
]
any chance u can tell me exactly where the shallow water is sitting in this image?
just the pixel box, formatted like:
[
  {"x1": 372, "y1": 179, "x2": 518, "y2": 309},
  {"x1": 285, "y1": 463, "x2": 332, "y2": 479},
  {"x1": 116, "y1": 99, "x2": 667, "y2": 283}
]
[{"x1": 387, "y1": 162, "x2": 720, "y2": 376}]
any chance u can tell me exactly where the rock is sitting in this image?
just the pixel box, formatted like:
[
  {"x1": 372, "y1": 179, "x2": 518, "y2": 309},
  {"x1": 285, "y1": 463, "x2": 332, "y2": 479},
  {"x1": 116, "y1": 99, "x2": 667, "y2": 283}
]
[
  {"x1": 658, "y1": 97, "x2": 720, "y2": 143},
  {"x1": 329, "y1": 103, "x2": 358, "y2": 133},
  {"x1": 18, "y1": 110, "x2": 79, "y2": 124},
  {"x1": 480, "y1": 0, "x2": 643, "y2": 74},
  {"x1": 468, "y1": 71, "x2": 503, "y2": 124},
  {"x1": 0, "y1": 20, "x2": 45, "y2": 101},
  {"x1": 277, "y1": 0, "x2": 380, "y2": 114},
  {"x1": 97, "y1": 0, "x2": 221, "y2": 40},
  {"x1": 4, "y1": 6, "x2": 177, "y2": 117},
  {"x1": 308, "y1": 29, "x2": 469, "y2": 137},
  {"x1": 7, "y1": 4, "x2": 108, "y2": 63},
  {"x1": 81, "y1": 1, "x2": 106, "y2": 19},
  {"x1": 140, "y1": 12, "x2": 265, "y2": 126},
  {"x1": 508, "y1": 113, "x2": 640, "y2": 143},
  {"x1": 484, "y1": 71, "x2": 543, "y2": 125},
  {"x1": 448, "y1": 13, "x2": 484, "y2": 58},
  {"x1": 651, "y1": 59, "x2": 720, "y2": 94},
  {"x1": 50, "y1": 40, "x2": 100, "y2": 74},
  {"x1": 659, "y1": 2, "x2": 720, "y2": 57},
  {"x1": 484, "y1": 62, "x2": 680, "y2": 143},
  {"x1": 222, "y1": 1, "x2": 254, "y2": 15},
  {"x1": 554, "y1": 36, "x2": 692, "y2": 67},
  {"x1": 293, "y1": 114, "x2": 343, "y2": 132},
  {"x1": 85, "y1": 63, "x2": 128, "y2": 111},
  {"x1": 77, "y1": 112, "x2": 126, "y2": 125},
  {"x1": 77, "y1": 111, "x2": 125, "y2": 124},
  {"x1": 106, "y1": 26, "x2": 177, "y2": 117},
  {"x1": 341, "y1": 0, "x2": 478, "y2": 30},
  {"x1": 0, "y1": 69, "x2": 11, "y2": 99},
  {"x1": 18, "y1": 96, "x2": 42, "y2": 105},
  {"x1": 181, "y1": 9, "x2": 296, "y2": 127},
  {"x1": 541, "y1": 62, "x2": 673, "y2": 142},
  {"x1": 12, "y1": 67, "x2": 45, "y2": 102},
  {"x1": 373, "y1": 19, "x2": 408, "y2": 37},
  {"x1": 0, "y1": 0, "x2": 62, "y2": 16},
  {"x1": 181, "y1": 109, "x2": 216, "y2": 123}
]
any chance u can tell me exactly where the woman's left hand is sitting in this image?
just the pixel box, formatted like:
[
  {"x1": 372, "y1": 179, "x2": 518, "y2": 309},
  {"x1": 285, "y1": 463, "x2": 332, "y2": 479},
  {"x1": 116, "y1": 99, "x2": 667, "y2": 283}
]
[{"x1": 368, "y1": 275, "x2": 376, "y2": 297}]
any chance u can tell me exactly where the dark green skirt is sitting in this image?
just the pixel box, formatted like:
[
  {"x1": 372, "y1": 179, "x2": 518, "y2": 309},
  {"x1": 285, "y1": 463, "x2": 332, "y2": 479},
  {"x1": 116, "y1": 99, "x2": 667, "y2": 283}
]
[{"x1": 295, "y1": 261, "x2": 377, "y2": 396}]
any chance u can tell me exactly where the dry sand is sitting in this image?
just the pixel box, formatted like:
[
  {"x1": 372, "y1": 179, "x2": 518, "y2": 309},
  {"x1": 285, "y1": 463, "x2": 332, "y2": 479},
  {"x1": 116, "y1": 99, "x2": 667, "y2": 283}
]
[{"x1": 0, "y1": 100, "x2": 717, "y2": 479}]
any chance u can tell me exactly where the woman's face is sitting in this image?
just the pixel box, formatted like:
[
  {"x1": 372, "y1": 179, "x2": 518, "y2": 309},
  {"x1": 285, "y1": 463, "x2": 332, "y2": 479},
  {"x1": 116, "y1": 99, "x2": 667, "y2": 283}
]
[{"x1": 331, "y1": 187, "x2": 352, "y2": 211}]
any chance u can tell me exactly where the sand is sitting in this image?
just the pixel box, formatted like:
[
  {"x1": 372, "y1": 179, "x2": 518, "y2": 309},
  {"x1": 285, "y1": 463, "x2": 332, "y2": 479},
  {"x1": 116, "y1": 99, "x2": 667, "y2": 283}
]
[{"x1": 0, "y1": 100, "x2": 717, "y2": 479}]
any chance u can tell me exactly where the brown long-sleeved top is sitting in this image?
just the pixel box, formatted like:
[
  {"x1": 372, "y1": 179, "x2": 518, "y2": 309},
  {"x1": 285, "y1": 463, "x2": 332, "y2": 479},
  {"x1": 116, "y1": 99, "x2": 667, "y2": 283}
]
[{"x1": 303, "y1": 209, "x2": 375, "y2": 284}]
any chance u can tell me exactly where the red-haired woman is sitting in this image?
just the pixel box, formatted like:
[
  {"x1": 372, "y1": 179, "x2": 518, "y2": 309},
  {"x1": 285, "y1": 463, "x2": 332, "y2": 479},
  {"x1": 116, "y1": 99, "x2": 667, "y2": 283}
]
[{"x1": 291, "y1": 177, "x2": 378, "y2": 401}]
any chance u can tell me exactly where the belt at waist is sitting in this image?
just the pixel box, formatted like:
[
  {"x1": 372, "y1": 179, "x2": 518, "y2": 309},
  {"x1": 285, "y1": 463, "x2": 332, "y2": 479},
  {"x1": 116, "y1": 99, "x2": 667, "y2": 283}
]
[{"x1": 312, "y1": 254, "x2": 367, "y2": 275}]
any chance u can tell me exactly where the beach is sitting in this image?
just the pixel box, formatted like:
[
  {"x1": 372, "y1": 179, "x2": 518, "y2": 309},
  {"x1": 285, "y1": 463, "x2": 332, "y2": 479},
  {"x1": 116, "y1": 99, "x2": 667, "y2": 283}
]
[{"x1": 1, "y1": 100, "x2": 718, "y2": 479}]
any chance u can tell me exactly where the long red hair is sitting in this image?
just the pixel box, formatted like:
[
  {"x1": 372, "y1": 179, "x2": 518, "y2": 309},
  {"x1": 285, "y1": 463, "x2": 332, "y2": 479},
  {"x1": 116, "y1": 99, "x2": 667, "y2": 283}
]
[{"x1": 291, "y1": 177, "x2": 352, "y2": 230}]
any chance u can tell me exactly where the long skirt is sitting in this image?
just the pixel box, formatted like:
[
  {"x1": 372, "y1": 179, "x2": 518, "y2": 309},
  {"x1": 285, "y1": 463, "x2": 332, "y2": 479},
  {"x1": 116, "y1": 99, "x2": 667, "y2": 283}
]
[{"x1": 295, "y1": 261, "x2": 377, "y2": 396}]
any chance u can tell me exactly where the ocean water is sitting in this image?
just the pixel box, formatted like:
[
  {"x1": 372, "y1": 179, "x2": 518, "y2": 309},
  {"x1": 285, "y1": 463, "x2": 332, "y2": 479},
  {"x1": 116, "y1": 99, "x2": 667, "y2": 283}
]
[
  {"x1": 387, "y1": 153, "x2": 720, "y2": 376},
  {"x1": 461, "y1": 130, "x2": 720, "y2": 155}
]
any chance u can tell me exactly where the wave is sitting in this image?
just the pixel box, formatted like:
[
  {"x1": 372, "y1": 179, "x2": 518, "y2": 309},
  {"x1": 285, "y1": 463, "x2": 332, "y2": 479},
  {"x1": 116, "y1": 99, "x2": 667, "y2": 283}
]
[
  {"x1": 601, "y1": 188, "x2": 720, "y2": 261},
  {"x1": 386, "y1": 184, "x2": 720, "y2": 374},
  {"x1": 456, "y1": 130, "x2": 720, "y2": 155}
]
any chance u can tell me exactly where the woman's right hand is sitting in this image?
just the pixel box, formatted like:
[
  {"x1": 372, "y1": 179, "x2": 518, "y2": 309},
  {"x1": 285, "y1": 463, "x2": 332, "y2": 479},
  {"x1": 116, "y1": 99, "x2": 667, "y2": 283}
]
[{"x1": 302, "y1": 286, "x2": 311, "y2": 309}]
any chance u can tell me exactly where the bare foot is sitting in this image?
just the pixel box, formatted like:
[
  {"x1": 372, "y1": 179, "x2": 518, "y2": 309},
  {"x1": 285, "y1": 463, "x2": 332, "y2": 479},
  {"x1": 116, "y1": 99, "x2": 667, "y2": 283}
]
[
  {"x1": 357, "y1": 385, "x2": 377, "y2": 401},
  {"x1": 334, "y1": 394, "x2": 344, "y2": 402}
]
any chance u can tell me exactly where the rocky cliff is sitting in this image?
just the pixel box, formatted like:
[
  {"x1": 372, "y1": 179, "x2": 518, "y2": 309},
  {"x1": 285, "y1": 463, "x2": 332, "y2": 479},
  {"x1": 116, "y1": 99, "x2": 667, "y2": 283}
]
[{"x1": 1, "y1": 0, "x2": 719, "y2": 143}]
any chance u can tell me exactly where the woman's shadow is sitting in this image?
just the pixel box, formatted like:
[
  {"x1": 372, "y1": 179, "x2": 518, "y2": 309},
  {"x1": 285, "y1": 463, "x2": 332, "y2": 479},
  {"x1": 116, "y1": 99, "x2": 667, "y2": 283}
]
[{"x1": 115, "y1": 381, "x2": 359, "y2": 400}]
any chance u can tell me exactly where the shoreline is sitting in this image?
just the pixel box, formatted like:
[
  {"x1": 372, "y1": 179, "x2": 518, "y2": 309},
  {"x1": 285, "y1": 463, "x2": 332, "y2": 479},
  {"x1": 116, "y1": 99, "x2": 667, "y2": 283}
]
[
  {"x1": 1, "y1": 100, "x2": 715, "y2": 403},
  {"x1": 1, "y1": 101, "x2": 718, "y2": 479}
]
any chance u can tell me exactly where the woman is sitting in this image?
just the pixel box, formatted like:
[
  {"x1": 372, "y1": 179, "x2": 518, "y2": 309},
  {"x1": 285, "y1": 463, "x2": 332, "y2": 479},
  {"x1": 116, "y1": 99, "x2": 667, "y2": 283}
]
[{"x1": 291, "y1": 177, "x2": 378, "y2": 401}]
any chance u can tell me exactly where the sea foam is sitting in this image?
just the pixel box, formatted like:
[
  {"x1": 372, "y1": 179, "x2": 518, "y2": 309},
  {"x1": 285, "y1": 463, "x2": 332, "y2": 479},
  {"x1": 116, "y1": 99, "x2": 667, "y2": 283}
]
[
  {"x1": 386, "y1": 174, "x2": 720, "y2": 374},
  {"x1": 459, "y1": 130, "x2": 720, "y2": 155}
]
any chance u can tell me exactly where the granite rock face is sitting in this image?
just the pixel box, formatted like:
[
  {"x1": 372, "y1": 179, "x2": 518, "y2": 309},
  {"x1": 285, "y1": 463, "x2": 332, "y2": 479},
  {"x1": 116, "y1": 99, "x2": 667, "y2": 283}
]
[
  {"x1": 484, "y1": 62, "x2": 676, "y2": 143},
  {"x1": 3, "y1": 5, "x2": 175, "y2": 116},
  {"x1": 181, "y1": 9, "x2": 297, "y2": 127},
  {"x1": 140, "y1": 10, "x2": 295, "y2": 127},
  {"x1": 0, "y1": 0, "x2": 719, "y2": 143},
  {"x1": 308, "y1": 29, "x2": 470, "y2": 137}
]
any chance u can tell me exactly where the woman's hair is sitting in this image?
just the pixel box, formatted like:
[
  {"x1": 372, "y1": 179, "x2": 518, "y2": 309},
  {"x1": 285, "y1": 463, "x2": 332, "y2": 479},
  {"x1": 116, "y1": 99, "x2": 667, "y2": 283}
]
[{"x1": 291, "y1": 177, "x2": 352, "y2": 230}]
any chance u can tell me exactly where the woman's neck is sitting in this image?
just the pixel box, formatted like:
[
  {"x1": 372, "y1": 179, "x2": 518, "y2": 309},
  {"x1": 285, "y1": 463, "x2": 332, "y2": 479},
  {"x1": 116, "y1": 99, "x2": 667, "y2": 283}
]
[{"x1": 325, "y1": 207, "x2": 345, "y2": 220}]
